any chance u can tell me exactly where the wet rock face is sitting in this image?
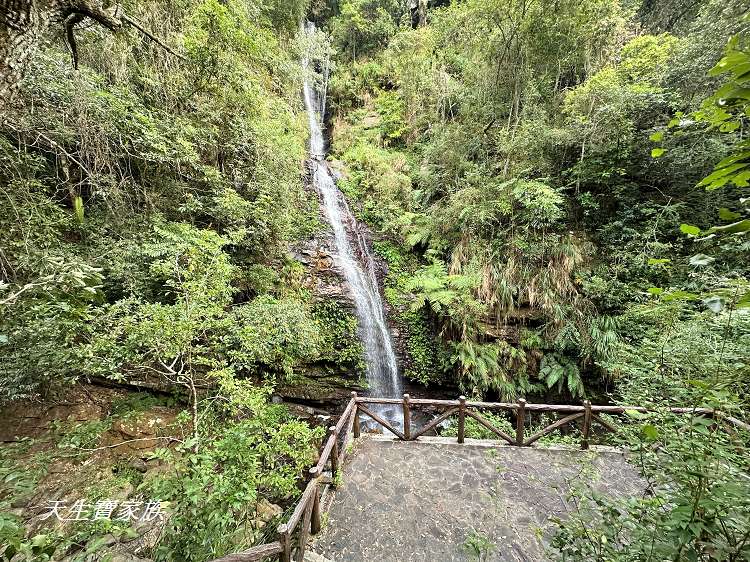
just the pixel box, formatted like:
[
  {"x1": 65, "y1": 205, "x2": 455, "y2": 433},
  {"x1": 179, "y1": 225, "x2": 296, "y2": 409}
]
[
  {"x1": 289, "y1": 223, "x2": 363, "y2": 408},
  {"x1": 112, "y1": 408, "x2": 174, "y2": 438},
  {"x1": 277, "y1": 376, "x2": 362, "y2": 404},
  {"x1": 276, "y1": 361, "x2": 364, "y2": 408},
  {"x1": 293, "y1": 173, "x2": 357, "y2": 312},
  {"x1": 294, "y1": 166, "x2": 392, "y2": 317},
  {"x1": 294, "y1": 234, "x2": 356, "y2": 309},
  {"x1": 297, "y1": 176, "x2": 411, "y2": 352},
  {"x1": 292, "y1": 163, "x2": 416, "y2": 407}
]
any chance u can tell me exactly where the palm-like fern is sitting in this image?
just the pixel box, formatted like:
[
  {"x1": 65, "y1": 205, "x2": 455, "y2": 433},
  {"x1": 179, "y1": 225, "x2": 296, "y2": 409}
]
[
  {"x1": 539, "y1": 352, "x2": 584, "y2": 398},
  {"x1": 404, "y1": 257, "x2": 484, "y2": 339},
  {"x1": 451, "y1": 339, "x2": 533, "y2": 400}
]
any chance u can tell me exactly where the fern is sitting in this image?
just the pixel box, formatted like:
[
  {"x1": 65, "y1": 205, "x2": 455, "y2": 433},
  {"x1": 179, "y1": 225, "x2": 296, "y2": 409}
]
[
  {"x1": 450, "y1": 340, "x2": 530, "y2": 400},
  {"x1": 540, "y1": 353, "x2": 584, "y2": 398}
]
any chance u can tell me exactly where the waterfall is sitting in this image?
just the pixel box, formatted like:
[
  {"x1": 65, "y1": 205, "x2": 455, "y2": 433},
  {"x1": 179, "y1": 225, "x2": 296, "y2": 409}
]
[{"x1": 301, "y1": 22, "x2": 402, "y2": 410}]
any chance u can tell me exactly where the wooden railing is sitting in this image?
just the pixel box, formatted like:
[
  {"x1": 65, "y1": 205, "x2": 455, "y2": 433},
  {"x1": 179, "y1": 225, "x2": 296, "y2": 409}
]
[
  {"x1": 212, "y1": 394, "x2": 359, "y2": 562},
  {"x1": 212, "y1": 393, "x2": 750, "y2": 562}
]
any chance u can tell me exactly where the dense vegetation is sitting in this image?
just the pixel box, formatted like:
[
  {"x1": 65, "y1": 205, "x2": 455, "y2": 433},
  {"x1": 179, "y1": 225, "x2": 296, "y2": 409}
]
[
  {"x1": 319, "y1": 0, "x2": 750, "y2": 558},
  {"x1": 1, "y1": 0, "x2": 749, "y2": 559},
  {"x1": 323, "y1": 0, "x2": 749, "y2": 400},
  {"x1": 0, "y1": 0, "x2": 350, "y2": 559}
]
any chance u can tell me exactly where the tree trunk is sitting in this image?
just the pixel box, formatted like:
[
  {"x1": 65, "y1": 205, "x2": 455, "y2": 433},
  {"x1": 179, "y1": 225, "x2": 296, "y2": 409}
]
[
  {"x1": 1, "y1": 0, "x2": 48, "y2": 102},
  {"x1": 417, "y1": 0, "x2": 427, "y2": 26},
  {"x1": 409, "y1": 0, "x2": 427, "y2": 28},
  {"x1": 1, "y1": 0, "x2": 122, "y2": 103}
]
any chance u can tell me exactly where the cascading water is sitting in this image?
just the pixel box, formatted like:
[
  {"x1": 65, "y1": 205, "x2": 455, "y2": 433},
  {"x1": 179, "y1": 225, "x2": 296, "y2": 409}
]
[{"x1": 301, "y1": 22, "x2": 402, "y2": 412}]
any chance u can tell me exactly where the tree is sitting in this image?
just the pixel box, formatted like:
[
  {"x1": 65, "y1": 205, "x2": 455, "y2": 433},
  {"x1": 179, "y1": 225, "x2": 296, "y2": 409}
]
[{"x1": 0, "y1": 0, "x2": 181, "y2": 101}]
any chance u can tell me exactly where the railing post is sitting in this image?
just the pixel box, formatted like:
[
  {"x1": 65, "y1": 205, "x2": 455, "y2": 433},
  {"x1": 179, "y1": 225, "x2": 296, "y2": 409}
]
[
  {"x1": 581, "y1": 400, "x2": 592, "y2": 450},
  {"x1": 309, "y1": 467, "x2": 321, "y2": 535},
  {"x1": 352, "y1": 392, "x2": 360, "y2": 439},
  {"x1": 458, "y1": 395, "x2": 466, "y2": 444},
  {"x1": 329, "y1": 425, "x2": 339, "y2": 484},
  {"x1": 516, "y1": 398, "x2": 526, "y2": 446},
  {"x1": 402, "y1": 393, "x2": 411, "y2": 440},
  {"x1": 278, "y1": 523, "x2": 290, "y2": 562}
]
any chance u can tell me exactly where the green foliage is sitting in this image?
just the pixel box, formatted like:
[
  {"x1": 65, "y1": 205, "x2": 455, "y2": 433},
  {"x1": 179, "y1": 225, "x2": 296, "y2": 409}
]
[
  {"x1": 227, "y1": 296, "x2": 321, "y2": 380},
  {"x1": 373, "y1": 240, "x2": 442, "y2": 385},
  {"x1": 398, "y1": 307, "x2": 439, "y2": 385},
  {"x1": 335, "y1": 140, "x2": 413, "y2": 231},
  {"x1": 0, "y1": 440, "x2": 48, "y2": 511},
  {"x1": 110, "y1": 392, "x2": 176, "y2": 417},
  {"x1": 0, "y1": 0, "x2": 317, "y2": 401},
  {"x1": 3, "y1": 0, "x2": 750, "y2": 559},
  {"x1": 0, "y1": 257, "x2": 102, "y2": 402},
  {"x1": 462, "y1": 528, "x2": 496, "y2": 561},
  {"x1": 552, "y1": 409, "x2": 750, "y2": 561},
  {"x1": 56, "y1": 420, "x2": 112, "y2": 453},
  {"x1": 327, "y1": 0, "x2": 404, "y2": 60},
  {"x1": 0, "y1": 517, "x2": 61, "y2": 562},
  {"x1": 353, "y1": 0, "x2": 746, "y2": 403},
  {"x1": 694, "y1": 29, "x2": 750, "y2": 192},
  {"x1": 552, "y1": 292, "x2": 750, "y2": 559},
  {"x1": 312, "y1": 300, "x2": 366, "y2": 371},
  {"x1": 602, "y1": 298, "x2": 750, "y2": 401},
  {"x1": 0, "y1": 514, "x2": 114, "y2": 560},
  {"x1": 450, "y1": 340, "x2": 534, "y2": 400},
  {"x1": 146, "y1": 382, "x2": 322, "y2": 561},
  {"x1": 540, "y1": 353, "x2": 583, "y2": 398},
  {"x1": 0, "y1": 434, "x2": 142, "y2": 561},
  {"x1": 405, "y1": 259, "x2": 481, "y2": 320},
  {"x1": 0, "y1": 5, "x2": 365, "y2": 557},
  {"x1": 374, "y1": 90, "x2": 408, "y2": 145},
  {"x1": 619, "y1": 34, "x2": 680, "y2": 84}
]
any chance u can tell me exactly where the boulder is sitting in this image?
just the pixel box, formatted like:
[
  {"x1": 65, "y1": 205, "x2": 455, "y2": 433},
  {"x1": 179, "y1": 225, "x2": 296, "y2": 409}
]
[
  {"x1": 141, "y1": 463, "x2": 176, "y2": 487},
  {"x1": 255, "y1": 499, "x2": 282, "y2": 523},
  {"x1": 112, "y1": 407, "x2": 175, "y2": 439}
]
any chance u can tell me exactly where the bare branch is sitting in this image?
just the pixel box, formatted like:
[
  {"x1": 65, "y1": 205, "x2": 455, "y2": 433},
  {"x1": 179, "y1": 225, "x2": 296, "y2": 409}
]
[
  {"x1": 1, "y1": 0, "x2": 186, "y2": 101},
  {"x1": 0, "y1": 280, "x2": 45, "y2": 305},
  {"x1": 64, "y1": 13, "x2": 86, "y2": 70},
  {"x1": 121, "y1": 13, "x2": 187, "y2": 61},
  {"x1": 73, "y1": 0, "x2": 122, "y2": 31},
  {"x1": 1, "y1": 118, "x2": 92, "y2": 177}
]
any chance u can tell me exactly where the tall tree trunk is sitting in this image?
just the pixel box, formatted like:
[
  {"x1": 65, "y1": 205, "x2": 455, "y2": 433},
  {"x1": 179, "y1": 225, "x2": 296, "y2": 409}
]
[
  {"x1": 409, "y1": 0, "x2": 427, "y2": 28},
  {"x1": 417, "y1": 0, "x2": 427, "y2": 26},
  {"x1": 1, "y1": 0, "x2": 123, "y2": 104},
  {"x1": 1, "y1": 0, "x2": 49, "y2": 102}
]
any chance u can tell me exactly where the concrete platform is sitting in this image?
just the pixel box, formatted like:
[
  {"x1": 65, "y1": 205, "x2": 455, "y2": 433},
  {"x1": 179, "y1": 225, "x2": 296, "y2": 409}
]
[{"x1": 310, "y1": 436, "x2": 643, "y2": 561}]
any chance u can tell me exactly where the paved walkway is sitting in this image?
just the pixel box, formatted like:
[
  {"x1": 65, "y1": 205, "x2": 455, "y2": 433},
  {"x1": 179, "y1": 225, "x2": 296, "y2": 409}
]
[{"x1": 310, "y1": 436, "x2": 643, "y2": 561}]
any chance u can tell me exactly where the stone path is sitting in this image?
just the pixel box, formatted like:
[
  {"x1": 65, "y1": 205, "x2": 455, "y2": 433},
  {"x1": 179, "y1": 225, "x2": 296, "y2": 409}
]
[{"x1": 310, "y1": 436, "x2": 643, "y2": 561}]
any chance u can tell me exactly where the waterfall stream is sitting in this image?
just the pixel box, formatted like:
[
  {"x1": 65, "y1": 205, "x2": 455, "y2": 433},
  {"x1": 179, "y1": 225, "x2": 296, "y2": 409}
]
[{"x1": 301, "y1": 23, "x2": 402, "y2": 413}]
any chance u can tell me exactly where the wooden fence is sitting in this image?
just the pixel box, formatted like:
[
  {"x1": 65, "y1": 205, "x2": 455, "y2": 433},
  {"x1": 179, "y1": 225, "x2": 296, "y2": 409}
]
[{"x1": 212, "y1": 393, "x2": 750, "y2": 562}]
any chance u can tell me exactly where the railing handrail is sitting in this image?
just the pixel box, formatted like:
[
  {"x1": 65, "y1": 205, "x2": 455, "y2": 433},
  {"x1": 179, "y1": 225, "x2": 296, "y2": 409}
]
[
  {"x1": 212, "y1": 393, "x2": 749, "y2": 561},
  {"x1": 354, "y1": 396, "x2": 749, "y2": 423}
]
